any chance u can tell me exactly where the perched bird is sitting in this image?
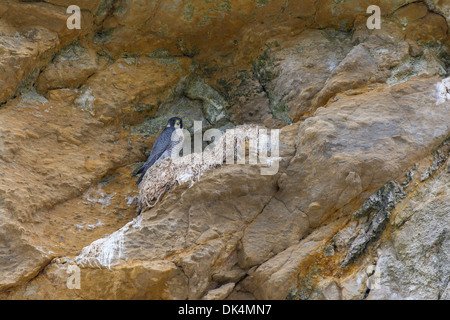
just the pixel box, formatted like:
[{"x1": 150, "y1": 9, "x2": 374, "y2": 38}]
[{"x1": 136, "y1": 117, "x2": 184, "y2": 185}]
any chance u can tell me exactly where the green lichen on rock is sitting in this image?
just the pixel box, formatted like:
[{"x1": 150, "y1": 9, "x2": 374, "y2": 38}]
[
  {"x1": 96, "y1": 0, "x2": 115, "y2": 17},
  {"x1": 146, "y1": 49, "x2": 185, "y2": 70},
  {"x1": 132, "y1": 76, "x2": 229, "y2": 133},
  {"x1": 251, "y1": 43, "x2": 293, "y2": 125},
  {"x1": 256, "y1": 0, "x2": 271, "y2": 8},
  {"x1": 286, "y1": 266, "x2": 326, "y2": 300},
  {"x1": 176, "y1": 38, "x2": 200, "y2": 58},
  {"x1": 182, "y1": 3, "x2": 195, "y2": 22},
  {"x1": 217, "y1": 0, "x2": 232, "y2": 12},
  {"x1": 132, "y1": 102, "x2": 156, "y2": 114},
  {"x1": 251, "y1": 45, "x2": 279, "y2": 86},
  {"x1": 341, "y1": 181, "x2": 406, "y2": 267},
  {"x1": 216, "y1": 70, "x2": 252, "y2": 104},
  {"x1": 131, "y1": 75, "x2": 231, "y2": 140},
  {"x1": 132, "y1": 95, "x2": 206, "y2": 136},
  {"x1": 93, "y1": 29, "x2": 114, "y2": 45},
  {"x1": 205, "y1": 0, "x2": 232, "y2": 12},
  {"x1": 56, "y1": 41, "x2": 89, "y2": 61},
  {"x1": 420, "y1": 137, "x2": 450, "y2": 182},
  {"x1": 184, "y1": 77, "x2": 229, "y2": 125},
  {"x1": 387, "y1": 48, "x2": 447, "y2": 86},
  {"x1": 266, "y1": 92, "x2": 292, "y2": 125}
]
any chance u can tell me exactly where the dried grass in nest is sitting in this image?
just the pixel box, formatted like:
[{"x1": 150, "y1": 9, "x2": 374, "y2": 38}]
[{"x1": 138, "y1": 124, "x2": 263, "y2": 211}]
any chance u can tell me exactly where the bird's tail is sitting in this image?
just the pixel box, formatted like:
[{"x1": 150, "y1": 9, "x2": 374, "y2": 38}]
[
  {"x1": 135, "y1": 162, "x2": 149, "y2": 185},
  {"x1": 136, "y1": 166, "x2": 144, "y2": 175},
  {"x1": 136, "y1": 173, "x2": 144, "y2": 185}
]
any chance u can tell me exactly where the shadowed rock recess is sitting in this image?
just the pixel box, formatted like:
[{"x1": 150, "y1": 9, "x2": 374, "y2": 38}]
[{"x1": 0, "y1": 0, "x2": 449, "y2": 300}]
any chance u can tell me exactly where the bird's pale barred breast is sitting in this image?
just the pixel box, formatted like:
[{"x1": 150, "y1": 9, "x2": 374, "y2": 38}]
[{"x1": 169, "y1": 128, "x2": 185, "y2": 158}]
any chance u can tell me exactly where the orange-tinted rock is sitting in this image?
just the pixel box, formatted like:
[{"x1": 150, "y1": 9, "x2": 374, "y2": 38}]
[{"x1": 0, "y1": 0, "x2": 449, "y2": 300}]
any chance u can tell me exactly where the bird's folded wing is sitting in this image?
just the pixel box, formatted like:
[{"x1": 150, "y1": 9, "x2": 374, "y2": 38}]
[{"x1": 138, "y1": 127, "x2": 175, "y2": 172}]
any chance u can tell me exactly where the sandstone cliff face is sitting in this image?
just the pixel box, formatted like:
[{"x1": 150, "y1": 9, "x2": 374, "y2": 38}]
[{"x1": 0, "y1": 0, "x2": 449, "y2": 300}]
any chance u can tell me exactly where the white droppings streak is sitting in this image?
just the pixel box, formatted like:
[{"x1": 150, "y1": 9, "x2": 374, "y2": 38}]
[
  {"x1": 436, "y1": 77, "x2": 450, "y2": 105},
  {"x1": 75, "y1": 215, "x2": 142, "y2": 269},
  {"x1": 85, "y1": 185, "x2": 116, "y2": 209}
]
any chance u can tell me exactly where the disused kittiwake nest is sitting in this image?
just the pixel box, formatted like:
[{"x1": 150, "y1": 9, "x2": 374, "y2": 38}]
[
  {"x1": 138, "y1": 123, "x2": 280, "y2": 210},
  {"x1": 74, "y1": 124, "x2": 280, "y2": 269}
]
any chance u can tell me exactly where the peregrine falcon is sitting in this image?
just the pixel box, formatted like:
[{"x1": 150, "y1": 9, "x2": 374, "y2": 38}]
[{"x1": 136, "y1": 117, "x2": 184, "y2": 185}]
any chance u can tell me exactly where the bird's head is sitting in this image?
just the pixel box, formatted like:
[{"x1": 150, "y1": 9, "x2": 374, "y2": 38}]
[{"x1": 167, "y1": 117, "x2": 183, "y2": 129}]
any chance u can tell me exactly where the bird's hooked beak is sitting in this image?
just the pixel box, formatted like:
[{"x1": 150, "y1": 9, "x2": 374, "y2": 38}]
[{"x1": 174, "y1": 120, "x2": 181, "y2": 129}]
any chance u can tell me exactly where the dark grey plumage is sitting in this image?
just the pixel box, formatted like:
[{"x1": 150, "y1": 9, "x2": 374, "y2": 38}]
[{"x1": 136, "y1": 117, "x2": 183, "y2": 185}]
